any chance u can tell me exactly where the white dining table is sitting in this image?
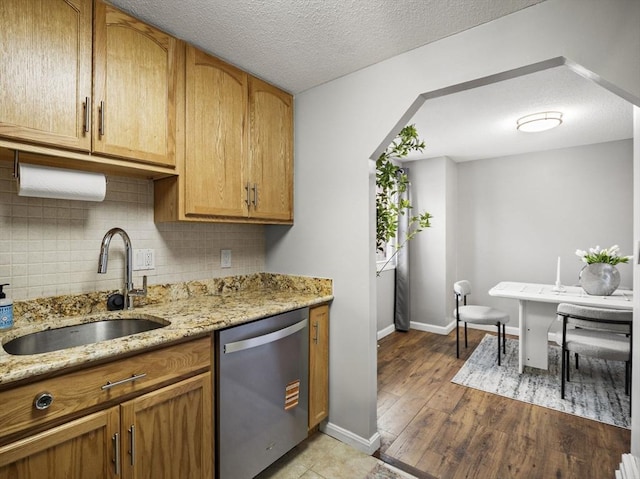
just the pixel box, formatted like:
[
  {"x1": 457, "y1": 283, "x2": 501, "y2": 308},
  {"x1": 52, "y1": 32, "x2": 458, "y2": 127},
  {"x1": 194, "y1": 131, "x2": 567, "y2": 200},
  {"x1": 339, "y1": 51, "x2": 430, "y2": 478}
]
[{"x1": 488, "y1": 281, "x2": 633, "y2": 373}]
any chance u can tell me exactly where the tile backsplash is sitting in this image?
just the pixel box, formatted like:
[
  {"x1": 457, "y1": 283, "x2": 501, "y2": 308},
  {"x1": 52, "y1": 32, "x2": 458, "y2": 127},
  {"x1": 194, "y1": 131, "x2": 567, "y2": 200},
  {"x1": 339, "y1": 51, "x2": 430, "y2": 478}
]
[{"x1": 0, "y1": 161, "x2": 265, "y2": 300}]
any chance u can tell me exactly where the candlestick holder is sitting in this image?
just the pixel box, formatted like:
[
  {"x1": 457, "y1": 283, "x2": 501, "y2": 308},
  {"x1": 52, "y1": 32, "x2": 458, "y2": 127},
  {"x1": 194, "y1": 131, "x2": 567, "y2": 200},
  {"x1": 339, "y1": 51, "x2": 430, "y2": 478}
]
[{"x1": 552, "y1": 282, "x2": 566, "y2": 293}]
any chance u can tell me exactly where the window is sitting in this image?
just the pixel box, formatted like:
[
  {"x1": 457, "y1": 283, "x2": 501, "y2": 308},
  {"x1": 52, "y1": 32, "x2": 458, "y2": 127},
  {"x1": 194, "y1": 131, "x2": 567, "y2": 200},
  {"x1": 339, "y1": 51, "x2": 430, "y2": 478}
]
[{"x1": 376, "y1": 235, "x2": 397, "y2": 270}]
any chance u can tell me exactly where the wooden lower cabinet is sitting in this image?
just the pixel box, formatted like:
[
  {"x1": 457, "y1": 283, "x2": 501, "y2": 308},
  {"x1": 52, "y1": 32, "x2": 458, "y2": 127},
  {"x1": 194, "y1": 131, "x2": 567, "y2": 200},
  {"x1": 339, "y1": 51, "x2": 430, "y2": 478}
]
[
  {"x1": 308, "y1": 304, "x2": 329, "y2": 429},
  {"x1": 0, "y1": 407, "x2": 120, "y2": 478},
  {"x1": 121, "y1": 373, "x2": 213, "y2": 479},
  {"x1": 0, "y1": 372, "x2": 213, "y2": 479}
]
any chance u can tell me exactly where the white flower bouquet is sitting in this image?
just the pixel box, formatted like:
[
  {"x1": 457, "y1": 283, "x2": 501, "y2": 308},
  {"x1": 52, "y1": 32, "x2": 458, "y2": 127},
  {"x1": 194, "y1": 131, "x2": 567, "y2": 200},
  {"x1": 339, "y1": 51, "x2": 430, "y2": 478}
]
[{"x1": 575, "y1": 244, "x2": 632, "y2": 266}]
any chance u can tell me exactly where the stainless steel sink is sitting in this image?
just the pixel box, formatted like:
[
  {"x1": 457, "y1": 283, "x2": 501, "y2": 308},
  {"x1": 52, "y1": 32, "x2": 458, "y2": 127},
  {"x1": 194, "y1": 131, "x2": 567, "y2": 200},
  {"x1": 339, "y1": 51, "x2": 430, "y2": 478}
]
[{"x1": 3, "y1": 318, "x2": 167, "y2": 355}]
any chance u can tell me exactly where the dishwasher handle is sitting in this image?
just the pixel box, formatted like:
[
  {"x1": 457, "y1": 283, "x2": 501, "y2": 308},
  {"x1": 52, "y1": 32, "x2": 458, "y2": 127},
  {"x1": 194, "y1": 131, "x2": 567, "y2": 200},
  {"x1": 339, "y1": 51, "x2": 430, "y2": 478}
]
[{"x1": 223, "y1": 318, "x2": 308, "y2": 354}]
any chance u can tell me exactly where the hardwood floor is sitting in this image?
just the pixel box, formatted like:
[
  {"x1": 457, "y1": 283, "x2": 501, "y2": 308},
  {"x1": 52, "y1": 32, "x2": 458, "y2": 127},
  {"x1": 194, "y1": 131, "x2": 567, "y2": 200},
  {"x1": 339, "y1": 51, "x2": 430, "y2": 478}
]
[{"x1": 376, "y1": 328, "x2": 630, "y2": 479}]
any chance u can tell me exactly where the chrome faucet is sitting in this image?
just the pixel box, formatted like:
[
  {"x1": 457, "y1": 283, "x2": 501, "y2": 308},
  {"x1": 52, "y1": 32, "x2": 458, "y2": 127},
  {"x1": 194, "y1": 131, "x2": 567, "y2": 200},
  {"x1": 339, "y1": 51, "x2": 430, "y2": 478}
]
[{"x1": 98, "y1": 227, "x2": 147, "y2": 310}]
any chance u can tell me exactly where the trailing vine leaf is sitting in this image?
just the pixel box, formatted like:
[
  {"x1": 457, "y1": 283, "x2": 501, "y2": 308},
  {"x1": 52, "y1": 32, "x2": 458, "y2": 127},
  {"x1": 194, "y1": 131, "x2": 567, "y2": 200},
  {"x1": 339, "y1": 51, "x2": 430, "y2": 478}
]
[{"x1": 376, "y1": 125, "x2": 433, "y2": 274}]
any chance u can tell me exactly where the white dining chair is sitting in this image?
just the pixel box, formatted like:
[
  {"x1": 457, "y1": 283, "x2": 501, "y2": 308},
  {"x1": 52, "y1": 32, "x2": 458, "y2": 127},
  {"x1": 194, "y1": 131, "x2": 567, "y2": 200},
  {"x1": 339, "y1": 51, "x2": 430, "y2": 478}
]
[
  {"x1": 453, "y1": 280, "x2": 510, "y2": 365},
  {"x1": 555, "y1": 303, "x2": 632, "y2": 401}
]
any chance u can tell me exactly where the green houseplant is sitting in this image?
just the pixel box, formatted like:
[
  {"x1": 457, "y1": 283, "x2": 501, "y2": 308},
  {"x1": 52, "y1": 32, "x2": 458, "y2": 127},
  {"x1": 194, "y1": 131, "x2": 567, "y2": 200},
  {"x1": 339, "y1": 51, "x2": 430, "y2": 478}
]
[
  {"x1": 376, "y1": 125, "x2": 432, "y2": 274},
  {"x1": 575, "y1": 244, "x2": 631, "y2": 265}
]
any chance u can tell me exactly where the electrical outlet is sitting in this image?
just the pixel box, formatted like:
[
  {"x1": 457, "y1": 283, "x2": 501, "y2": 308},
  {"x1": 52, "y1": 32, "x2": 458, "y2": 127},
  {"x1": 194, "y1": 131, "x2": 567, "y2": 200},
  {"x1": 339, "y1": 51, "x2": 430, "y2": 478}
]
[
  {"x1": 221, "y1": 249, "x2": 232, "y2": 268},
  {"x1": 133, "y1": 249, "x2": 155, "y2": 271},
  {"x1": 144, "y1": 249, "x2": 155, "y2": 269}
]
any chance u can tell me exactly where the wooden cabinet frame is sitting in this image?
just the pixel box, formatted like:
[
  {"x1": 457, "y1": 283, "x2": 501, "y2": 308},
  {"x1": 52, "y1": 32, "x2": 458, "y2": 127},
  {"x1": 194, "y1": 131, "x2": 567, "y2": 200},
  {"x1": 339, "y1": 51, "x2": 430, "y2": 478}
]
[
  {"x1": 0, "y1": 0, "x2": 180, "y2": 177},
  {"x1": 309, "y1": 304, "x2": 329, "y2": 428},
  {"x1": 0, "y1": 338, "x2": 213, "y2": 479}
]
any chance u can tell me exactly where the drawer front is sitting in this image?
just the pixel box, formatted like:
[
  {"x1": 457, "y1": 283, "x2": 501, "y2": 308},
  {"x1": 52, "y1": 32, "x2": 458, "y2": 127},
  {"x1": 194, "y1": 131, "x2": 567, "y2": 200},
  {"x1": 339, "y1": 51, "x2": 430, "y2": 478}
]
[{"x1": 0, "y1": 336, "x2": 211, "y2": 441}]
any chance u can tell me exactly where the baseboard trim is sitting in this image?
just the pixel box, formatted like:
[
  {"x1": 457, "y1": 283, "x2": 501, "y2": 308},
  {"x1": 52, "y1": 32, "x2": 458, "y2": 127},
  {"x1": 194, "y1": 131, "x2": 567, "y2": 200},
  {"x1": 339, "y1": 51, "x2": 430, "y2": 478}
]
[
  {"x1": 378, "y1": 320, "x2": 520, "y2": 339},
  {"x1": 407, "y1": 319, "x2": 519, "y2": 337},
  {"x1": 409, "y1": 321, "x2": 455, "y2": 335},
  {"x1": 463, "y1": 322, "x2": 520, "y2": 337},
  {"x1": 321, "y1": 422, "x2": 381, "y2": 455},
  {"x1": 377, "y1": 324, "x2": 395, "y2": 340}
]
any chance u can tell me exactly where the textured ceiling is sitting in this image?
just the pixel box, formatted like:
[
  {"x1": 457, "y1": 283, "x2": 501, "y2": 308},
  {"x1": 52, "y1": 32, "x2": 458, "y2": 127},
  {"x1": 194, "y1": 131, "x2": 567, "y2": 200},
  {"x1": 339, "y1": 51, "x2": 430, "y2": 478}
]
[
  {"x1": 105, "y1": 1, "x2": 631, "y2": 161},
  {"x1": 107, "y1": 0, "x2": 546, "y2": 94},
  {"x1": 404, "y1": 66, "x2": 634, "y2": 162}
]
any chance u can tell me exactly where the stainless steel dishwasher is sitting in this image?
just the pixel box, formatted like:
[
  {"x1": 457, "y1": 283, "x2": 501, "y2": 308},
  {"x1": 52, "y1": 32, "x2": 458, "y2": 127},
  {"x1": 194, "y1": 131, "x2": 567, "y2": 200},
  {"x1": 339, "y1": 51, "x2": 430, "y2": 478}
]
[{"x1": 216, "y1": 307, "x2": 309, "y2": 479}]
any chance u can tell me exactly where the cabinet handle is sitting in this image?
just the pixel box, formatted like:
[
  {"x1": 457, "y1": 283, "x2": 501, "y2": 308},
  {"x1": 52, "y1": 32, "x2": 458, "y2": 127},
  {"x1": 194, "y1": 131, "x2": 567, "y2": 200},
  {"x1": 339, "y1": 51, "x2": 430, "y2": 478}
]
[
  {"x1": 101, "y1": 373, "x2": 147, "y2": 390},
  {"x1": 252, "y1": 183, "x2": 258, "y2": 207},
  {"x1": 99, "y1": 100, "x2": 105, "y2": 136},
  {"x1": 245, "y1": 183, "x2": 251, "y2": 207},
  {"x1": 128, "y1": 425, "x2": 136, "y2": 466},
  {"x1": 83, "y1": 96, "x2": 90, "y2": 133},
  {"x1": 313, "y1": 321, "x2": 319, "y2": 344},
  {"x1": 113, "y1": 432, "x2": 121, "y2": 475}
]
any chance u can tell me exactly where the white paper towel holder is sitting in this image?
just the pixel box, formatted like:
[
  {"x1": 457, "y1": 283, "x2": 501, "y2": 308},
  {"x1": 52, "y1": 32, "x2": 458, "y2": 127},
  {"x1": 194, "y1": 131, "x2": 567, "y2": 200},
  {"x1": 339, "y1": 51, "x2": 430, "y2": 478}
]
[
  {"x1": 13, "y1": 150, "x2": 109, "y2": 182},
  {"x1": 13, "y1": 150, "x2": 108, "y2": 202}
]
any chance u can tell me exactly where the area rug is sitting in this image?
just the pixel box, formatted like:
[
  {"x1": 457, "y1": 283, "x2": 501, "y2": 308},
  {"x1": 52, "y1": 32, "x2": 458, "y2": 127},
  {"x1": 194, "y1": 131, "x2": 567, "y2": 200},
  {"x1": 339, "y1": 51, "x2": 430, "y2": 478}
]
[{"x1": 451, "y1": 334, "x2": 630, "y2": 429}]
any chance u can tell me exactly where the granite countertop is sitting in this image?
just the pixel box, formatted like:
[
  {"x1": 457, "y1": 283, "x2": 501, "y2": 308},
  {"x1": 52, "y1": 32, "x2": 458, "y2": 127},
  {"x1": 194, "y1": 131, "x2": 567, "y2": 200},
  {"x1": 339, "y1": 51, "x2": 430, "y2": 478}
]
[{"x1": 0, "y1": 273, "x2": 333, "y2": 387}]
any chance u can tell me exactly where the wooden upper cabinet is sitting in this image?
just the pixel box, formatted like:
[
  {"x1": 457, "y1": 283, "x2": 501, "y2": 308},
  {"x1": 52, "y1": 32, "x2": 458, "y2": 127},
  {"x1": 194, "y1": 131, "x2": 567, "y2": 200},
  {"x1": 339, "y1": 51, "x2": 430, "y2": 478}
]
[
  {"x1": 154, "y1": 48, "x2": 294, "y2": 224},
  {"x1": 0, "y1": 0, "x2": 93, "y2": 151},
  {"x1": 248, "y1": 77, "x2": 293, "y2": 221},
  {"x1": 93, "y1": 2, "x2": 180, "y2": 167},
  {"x1": 184, "y1": 46, "x2": 248, "y2": 217}
]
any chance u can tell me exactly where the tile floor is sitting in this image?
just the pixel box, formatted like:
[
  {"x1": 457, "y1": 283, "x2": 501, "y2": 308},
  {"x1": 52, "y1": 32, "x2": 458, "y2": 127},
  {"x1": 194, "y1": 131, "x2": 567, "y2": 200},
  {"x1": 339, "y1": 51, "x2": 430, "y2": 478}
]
[{"x1": 256, "y1": 432, "x2": 417, "y2": 479}]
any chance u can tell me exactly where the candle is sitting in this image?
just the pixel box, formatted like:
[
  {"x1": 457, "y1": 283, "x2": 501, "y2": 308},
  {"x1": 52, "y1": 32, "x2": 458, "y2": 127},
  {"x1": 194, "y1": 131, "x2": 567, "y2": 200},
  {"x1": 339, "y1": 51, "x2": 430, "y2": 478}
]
[{"x1": 556, "y1": 256, "x2": 561, "y2": 285}]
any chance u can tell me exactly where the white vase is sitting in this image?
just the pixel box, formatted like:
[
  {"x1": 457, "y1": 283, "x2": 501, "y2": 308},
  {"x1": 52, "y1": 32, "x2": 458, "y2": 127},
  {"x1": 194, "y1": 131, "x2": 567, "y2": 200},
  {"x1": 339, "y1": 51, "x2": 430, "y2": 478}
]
[{"x1": 579, "y1": 263, "x2": 620, "y2": 296}]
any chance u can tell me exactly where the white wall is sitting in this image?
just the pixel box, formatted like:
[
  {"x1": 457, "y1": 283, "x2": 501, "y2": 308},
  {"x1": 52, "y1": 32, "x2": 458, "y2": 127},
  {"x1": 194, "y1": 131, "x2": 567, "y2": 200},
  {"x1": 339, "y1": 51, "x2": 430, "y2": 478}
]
[
  {"x1": 405, "y1": 140, "x2": 633, "y2": 333},
  {"x1": 632, "y1": 107, "x2": 640, "y2": 454},
  {"x1": 376, "y1": 268, "x2": 395, "y2": 335},
  {"x1": 406, "y1": 158, "x2": 457, "y2": 329},
  {"x1": 265, "y1": 0, "x2": 640, "y2": 453},
  {"x1": 455, "y1": 139, "x2": 633, "y2": 323}
]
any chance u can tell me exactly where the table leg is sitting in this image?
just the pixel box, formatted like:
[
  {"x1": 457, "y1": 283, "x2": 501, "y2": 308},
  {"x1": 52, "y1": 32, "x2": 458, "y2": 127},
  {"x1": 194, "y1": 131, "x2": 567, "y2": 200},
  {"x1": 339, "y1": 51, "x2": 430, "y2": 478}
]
[
  {"x1": 518, "y1": 300, "x2": 526, "y2": 373},
  {"x1": 519, "y1": 300, "x2": 557, "y2": 371}
]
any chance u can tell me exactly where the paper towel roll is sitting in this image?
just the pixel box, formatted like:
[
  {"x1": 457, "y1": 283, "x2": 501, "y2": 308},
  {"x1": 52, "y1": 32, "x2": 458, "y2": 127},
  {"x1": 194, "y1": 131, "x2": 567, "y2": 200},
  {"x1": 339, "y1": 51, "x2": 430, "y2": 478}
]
[{"x1": 18, "y1": 163, "x2": 106, "y2": 202}]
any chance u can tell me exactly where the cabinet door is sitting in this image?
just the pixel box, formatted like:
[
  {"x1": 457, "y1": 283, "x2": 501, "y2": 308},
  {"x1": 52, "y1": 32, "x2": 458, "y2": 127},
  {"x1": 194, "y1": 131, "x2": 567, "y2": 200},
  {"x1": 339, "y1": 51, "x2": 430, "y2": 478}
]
[
  {"x1": 93, "y1": 2, "x2": 179, "y2": 167},
  {"x1": 248, "y1": 77, "x2": 293, "y2": 222},
  {"x1": 185, "y1": 46, "x2": 248, "y2": 217},
  {"x1": 309, "y1": 304, "x2": 329, "y2": 428},
  {"x1": 0, "y1": 0, "x2": 92, "y2": 151},
  {"x1": 120, "y1": 373, "x2": 213, "y2": 479},
  {"x1": 0, "y1": 407, "x2": 119, "y2": 479}
]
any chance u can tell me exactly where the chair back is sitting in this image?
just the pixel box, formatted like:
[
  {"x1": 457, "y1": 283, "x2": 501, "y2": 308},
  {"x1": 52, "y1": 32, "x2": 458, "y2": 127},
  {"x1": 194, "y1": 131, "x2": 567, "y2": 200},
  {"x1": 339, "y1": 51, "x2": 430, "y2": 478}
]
[
  {"x1": 454, "y1": 280, "x2": 471, "y2": 297},
  {"x1": 557, "y1": 303, "x2": 632, "y2": 334},
  {"x1": 453, "y1": 280, "x2": 471, "y2": 312}
]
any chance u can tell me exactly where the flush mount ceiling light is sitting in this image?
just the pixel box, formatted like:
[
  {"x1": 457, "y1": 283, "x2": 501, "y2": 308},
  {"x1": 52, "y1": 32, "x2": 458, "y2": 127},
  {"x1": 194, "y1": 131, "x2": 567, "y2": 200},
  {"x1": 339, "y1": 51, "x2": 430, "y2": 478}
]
[{"x1": 516, "y1": 111, "x2": 563, "y2": 132}]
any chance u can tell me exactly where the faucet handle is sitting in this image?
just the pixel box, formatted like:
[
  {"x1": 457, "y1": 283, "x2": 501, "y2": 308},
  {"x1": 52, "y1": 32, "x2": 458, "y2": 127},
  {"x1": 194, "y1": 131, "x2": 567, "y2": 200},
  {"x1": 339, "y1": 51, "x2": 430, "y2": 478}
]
[{"x1": 129, "y1": 275, "x2": 148, "y2": 298}]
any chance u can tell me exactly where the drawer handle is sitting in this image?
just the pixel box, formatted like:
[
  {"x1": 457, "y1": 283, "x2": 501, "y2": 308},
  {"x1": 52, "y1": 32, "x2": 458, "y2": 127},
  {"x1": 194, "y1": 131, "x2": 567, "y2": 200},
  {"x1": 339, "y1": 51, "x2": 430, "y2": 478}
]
[
  {"x1": 34, "y1": 392, "x2": 54, "y2": 410},
  {"x1": 101, "y1": 373, "x2": 147, "y2": 390}
]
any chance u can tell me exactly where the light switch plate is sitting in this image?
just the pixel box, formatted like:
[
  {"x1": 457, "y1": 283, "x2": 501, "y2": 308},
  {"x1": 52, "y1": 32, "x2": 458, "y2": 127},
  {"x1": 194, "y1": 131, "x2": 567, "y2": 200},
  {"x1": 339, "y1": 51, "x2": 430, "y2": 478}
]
[{"x1": 221, "y1": 249, "x2": 232, "y2": 268}]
